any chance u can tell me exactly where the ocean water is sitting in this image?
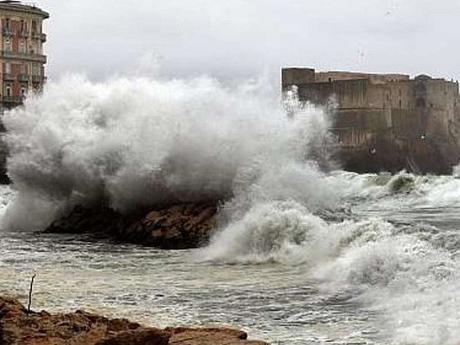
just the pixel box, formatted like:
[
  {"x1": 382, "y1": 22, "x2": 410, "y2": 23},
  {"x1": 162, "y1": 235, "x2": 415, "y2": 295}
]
[{"x1": 1, "y1": 76, "x2": 460, "y2": 344}]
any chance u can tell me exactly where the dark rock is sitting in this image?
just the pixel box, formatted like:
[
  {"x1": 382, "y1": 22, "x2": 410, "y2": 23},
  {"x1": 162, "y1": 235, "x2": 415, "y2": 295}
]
[
  {"x1": 119, "y1": 202, "x2": 218, "y2": 249},
  {"x1": 45, "y1": 205, "x2": 126, "y2": 235},
  {"x1": 45, "y1": 202, "x2": 219, "y2": 249}
]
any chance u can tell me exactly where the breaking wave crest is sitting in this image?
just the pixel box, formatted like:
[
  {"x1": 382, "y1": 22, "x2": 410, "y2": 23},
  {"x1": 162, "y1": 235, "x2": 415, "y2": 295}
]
[
  {"x1": 201, "y1": 194, "x2": 460, "y2": 344},
  {"x1": 200, "y1": 167, "x2": 460, "y2": 344},
  {"x1": 2, "y1": 74, "x2": 335, "y2": 230},
  {"x1": 5, "y1": 73, "x2": 460, "y2": 344}
]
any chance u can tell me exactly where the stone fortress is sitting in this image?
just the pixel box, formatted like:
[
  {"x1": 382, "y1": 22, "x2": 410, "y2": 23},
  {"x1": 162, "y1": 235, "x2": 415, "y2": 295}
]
[{"x1": 282, "y1": 67, "x2": 460, "y2": 174}]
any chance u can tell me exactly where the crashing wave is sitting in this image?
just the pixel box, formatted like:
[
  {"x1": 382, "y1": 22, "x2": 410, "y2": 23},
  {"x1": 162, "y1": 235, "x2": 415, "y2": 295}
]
[{"x1": 1, "y1": 75, "x2": 336, "y2": 230}]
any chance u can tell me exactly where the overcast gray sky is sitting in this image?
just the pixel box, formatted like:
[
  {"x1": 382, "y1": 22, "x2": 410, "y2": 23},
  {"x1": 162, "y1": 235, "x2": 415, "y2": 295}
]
[{"x1": 38, "y1": 0, "x2": 460, "y2": 82}]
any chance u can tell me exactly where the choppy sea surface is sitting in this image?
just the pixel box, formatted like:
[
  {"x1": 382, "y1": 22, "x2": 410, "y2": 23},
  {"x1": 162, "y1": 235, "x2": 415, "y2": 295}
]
[
  {"x1": 2, "y1": 76, "x2": 460, "y2": 344},
  {"x1": 2, "y1": 172, "x2": 460, "y2": 345}
]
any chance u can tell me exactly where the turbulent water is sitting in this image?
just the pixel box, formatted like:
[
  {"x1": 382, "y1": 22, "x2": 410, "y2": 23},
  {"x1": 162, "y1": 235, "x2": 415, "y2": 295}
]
[{"x1": 1, "y1": 76, "x2": 460, "y2": 344}]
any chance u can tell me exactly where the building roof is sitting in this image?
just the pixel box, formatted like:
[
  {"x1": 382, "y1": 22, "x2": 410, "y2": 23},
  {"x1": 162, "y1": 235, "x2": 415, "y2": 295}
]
[{"x1": 0, "y1": 1, "x2": 49, "y2": 18}]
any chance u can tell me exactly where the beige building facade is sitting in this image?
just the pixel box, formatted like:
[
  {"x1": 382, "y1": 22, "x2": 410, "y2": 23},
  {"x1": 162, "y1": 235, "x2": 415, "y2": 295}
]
[{"x1": 0, "y1": 1, "x2": 48, "y2": 110}]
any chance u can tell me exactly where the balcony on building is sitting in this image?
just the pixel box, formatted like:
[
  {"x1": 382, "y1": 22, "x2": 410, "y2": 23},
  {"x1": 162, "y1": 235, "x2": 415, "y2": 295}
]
[
  {"x1": 2, "y1": 27, "x2": 12, "y2": 37},
  {"x1": 31, "y1": 31, "x2": 43, "y2": 40},
  {"x1": 32, "y1": 75, "x2": 44, "y2": 83},
  {"x1": 19, "y1": 29, "x2": 29, "y2": 38},
  {"x1": 2, "y1": 96, "x2": 22, "y2": 105},
  {"x1": 0, "y1": 50, "x2": 47, "y2": 63},
  {"x1": 3, "y1": 73, "x2": 15, "y2": 81},
  {"x1": 18, "y1": 74, "x2": 29, "y2": 82}
]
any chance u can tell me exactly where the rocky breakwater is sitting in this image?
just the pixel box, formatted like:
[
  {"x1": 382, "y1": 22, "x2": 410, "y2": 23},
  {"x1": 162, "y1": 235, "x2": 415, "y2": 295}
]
[
  {"x1": 45, "y1": 202, "x2": 219, "y2": 249},
  {"x1": 0, "y1": 296, "x2": 268, "y2": 345}
]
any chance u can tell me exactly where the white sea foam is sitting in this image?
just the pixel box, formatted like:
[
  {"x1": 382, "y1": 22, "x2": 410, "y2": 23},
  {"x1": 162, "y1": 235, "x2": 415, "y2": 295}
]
[
  {"x1": 4, "y1": 73, "x2": 460, "y2": 344},
  {"x1": 201, "y1": 165, "x2": 460, "y2": 345},
  {"x1": 1, "y1": 75, "x2": 335, "y2": 230},
  {"x1": 202, "y1": 193, "x2": 460, "y2": 344}
]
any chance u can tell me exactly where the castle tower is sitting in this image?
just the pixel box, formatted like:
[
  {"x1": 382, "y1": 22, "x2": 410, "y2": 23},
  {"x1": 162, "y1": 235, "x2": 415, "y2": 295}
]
[{"x1": 0, "y1": 1, "x2": 48, "y2": 110}]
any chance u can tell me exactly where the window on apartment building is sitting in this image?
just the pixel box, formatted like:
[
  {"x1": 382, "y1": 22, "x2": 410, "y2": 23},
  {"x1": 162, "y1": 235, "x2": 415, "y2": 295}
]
[
  {"x1": 20, "y1": 20, "x2": 27, "y2": 32},
  {"x1": 19, "y1": 39, "x2": 26, "y2": 53},
  {"x1": 5, "y1": 63, "x2": 11, "y2": 75},
  {"x1": 5, "y1": 86, "x2": 11, "y2": 97},
  {"x1": 21, "y1": 87, "x2": 26, "y2": 97},
  {"x1": 31, "y1": 20, "x2": 37, "y2": 33},
  {"x1": 5, "y1": 18, "x2": 10, "y2": 30},
  {"x1": 3, "y1": 42, "x2": 8, "y2": 51}
]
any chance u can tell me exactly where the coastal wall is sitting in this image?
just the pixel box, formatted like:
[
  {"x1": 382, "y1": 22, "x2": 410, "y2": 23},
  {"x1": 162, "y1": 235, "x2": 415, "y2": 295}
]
[{"x1": 283, "y1": 67, "x2": 460, "y2": 174}]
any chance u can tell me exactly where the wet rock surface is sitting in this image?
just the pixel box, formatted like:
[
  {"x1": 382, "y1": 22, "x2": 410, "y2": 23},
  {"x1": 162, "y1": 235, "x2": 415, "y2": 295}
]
[
  {"x1": 0, "y1": 296, "x2": 268, "y2": 345},
  {"x1": 120, "y1": 203, "x2": 218, "y2": 249},
  {"x1": 45, "y1": 202, "x2": 219, "y2": 249}
]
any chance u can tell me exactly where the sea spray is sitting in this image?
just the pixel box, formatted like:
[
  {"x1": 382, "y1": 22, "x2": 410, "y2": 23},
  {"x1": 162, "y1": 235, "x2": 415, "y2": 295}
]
[
  {"x1": 2, "y1": 74, "x2": 335, "y2": 230},
  {"x1": 200, "y1": 161, "x2": 460, "y2": 345},
  {"x1": 5, "y1": 73, "x2": 460, "y2": 344}
]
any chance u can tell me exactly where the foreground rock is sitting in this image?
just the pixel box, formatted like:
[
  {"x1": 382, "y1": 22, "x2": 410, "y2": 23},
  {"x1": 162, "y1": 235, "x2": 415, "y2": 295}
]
[
  {"x1": 0, "y1": 296, "x2": 268, "y2": 345},
  {"x1": 46, "y1": 202, "x2": 218, "y2": 249}
]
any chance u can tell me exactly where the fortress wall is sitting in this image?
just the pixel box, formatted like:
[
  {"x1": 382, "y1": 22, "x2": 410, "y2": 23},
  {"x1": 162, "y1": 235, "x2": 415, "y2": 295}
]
[
  {"x1": 282, "y1": 68, "x2": 315, "y2": 90},
  {"x1": 455, "y1": 94, "x2": 460, "y2": 120},
  {"x1": 388, "y1": 81, "x2": 413, "y2": 109},
  {"x1": 316, "y1": 71, "x2": 370, "y2": 82},
  {"x1": 391, "y1": 109, "x2": 423, "y2": 139},
  {"x1": 282, "y1": 68, "x2": 460, "y2": 173},
  {"x1": 297, "y1": 82, "x2": 332, "y2": 105},
  {"x1": 366, "y1": 84, "x2": 387, "y2": 109},
  {"x1": 331, "y1": 79, "x2": 368, "y2": 109},
  {"x1": 335, "y1": 109, "x2": 387, "y2": 130},
  {"x1": 423, "y1": 81, "x2": 458, "y2": 139},
  {"x1": 315, "y1": 71, "x2": 409, "y2": 84}
]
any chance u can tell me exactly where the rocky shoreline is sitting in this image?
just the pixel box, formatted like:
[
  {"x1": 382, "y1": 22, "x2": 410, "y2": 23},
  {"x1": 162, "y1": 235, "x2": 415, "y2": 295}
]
[
  {"x1": 0, "y1": 296, "x2": 268, "y2": 345},
  {"x1": 45, "y1": 202, "x2": 219, "y2": 249}
]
